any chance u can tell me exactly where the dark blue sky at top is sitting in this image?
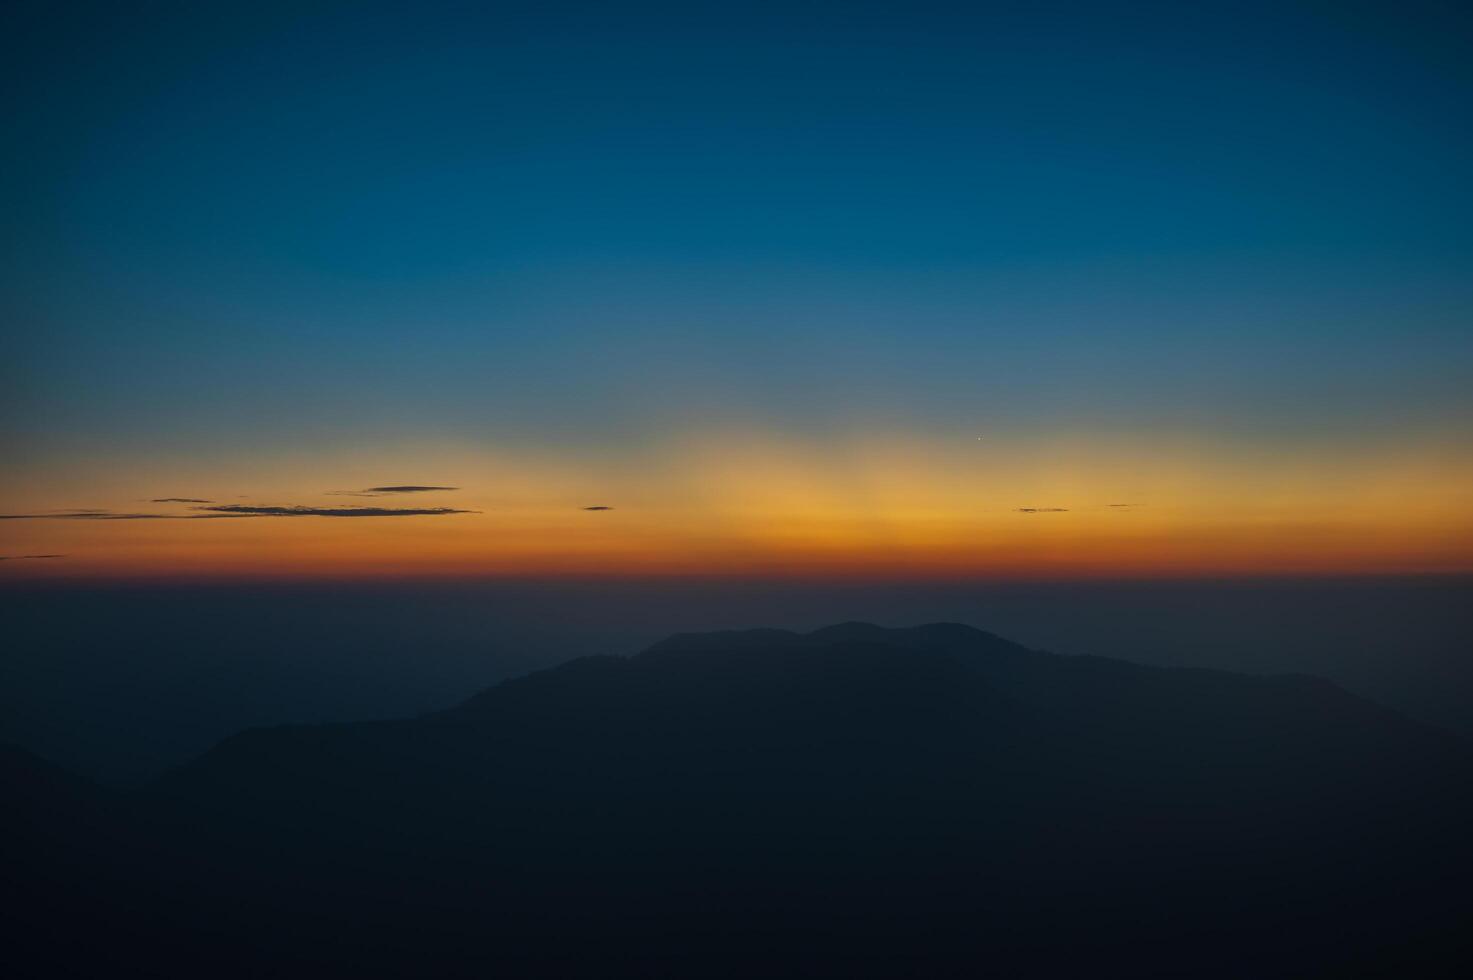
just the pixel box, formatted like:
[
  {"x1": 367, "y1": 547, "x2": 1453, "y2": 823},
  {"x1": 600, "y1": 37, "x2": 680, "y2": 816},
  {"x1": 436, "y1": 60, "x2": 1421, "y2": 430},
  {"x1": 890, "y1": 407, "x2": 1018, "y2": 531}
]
[{"x1": 4, "y1": 0, "x2": 1471, "y2": 460}]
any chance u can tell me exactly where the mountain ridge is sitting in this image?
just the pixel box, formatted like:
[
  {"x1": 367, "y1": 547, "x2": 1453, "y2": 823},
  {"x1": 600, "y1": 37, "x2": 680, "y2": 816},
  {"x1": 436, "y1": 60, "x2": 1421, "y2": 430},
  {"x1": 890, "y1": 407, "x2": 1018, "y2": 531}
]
[{"x1": 10, "y1": 621, "x2": 1471, "y2": 977}]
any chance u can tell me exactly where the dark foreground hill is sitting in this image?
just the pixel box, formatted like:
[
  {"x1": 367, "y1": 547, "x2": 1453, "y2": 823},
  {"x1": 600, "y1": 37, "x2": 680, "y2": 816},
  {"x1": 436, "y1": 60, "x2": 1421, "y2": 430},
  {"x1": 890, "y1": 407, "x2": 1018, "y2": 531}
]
[{"x1": 8, "y1": 623, "x2": 1473, "y2": 977}]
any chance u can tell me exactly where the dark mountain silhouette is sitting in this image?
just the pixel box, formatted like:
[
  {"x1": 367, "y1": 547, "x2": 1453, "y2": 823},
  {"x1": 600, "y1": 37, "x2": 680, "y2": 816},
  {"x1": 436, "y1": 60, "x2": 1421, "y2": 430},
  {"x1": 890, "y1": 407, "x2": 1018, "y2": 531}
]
[{"x1": 8, "y1": 623, "x2": 1472, "y2": 977}]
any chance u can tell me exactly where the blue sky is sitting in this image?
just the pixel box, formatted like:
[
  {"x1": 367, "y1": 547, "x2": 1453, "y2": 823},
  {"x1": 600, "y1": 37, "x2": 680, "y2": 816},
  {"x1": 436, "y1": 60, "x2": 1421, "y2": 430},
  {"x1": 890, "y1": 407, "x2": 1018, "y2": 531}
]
[{"x1": 4, "y1": 1, "x2": 1471, "y2": 501}]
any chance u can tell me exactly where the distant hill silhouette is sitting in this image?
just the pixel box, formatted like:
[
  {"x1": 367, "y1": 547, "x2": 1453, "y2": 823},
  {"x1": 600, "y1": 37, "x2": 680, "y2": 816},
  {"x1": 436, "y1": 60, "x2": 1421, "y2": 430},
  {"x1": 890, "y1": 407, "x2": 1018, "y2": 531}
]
[{"x1": 8, "y1": 623, "x2": 1472, "y2": 977}]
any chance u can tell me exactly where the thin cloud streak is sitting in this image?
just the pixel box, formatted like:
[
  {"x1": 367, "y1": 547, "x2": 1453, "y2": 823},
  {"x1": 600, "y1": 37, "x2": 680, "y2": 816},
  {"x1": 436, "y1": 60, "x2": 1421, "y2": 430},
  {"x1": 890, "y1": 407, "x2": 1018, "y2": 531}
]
[
  {"x1": 195, "y1": 505, "x2": 475, "y2": 518},
  {"x1": 1, "y1": 506, "x2": 474, "y2": 520},
  {"x1": 0, "y1": 511, "x2": 183, "y2": 520},
  {"x1": 326, "y1": 486, "x2": 459, "y2": 497}
]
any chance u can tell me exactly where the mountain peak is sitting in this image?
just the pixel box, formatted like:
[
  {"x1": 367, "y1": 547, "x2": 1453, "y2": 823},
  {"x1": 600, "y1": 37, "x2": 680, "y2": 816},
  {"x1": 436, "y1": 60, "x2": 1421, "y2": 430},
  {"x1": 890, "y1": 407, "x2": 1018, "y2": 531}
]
[
  {"x1": 644, "y1": 621, "x2": 1018, "y2": 658},
  {"x1": 805, "y1": 621, "x2": 1000, "y2": 645}
]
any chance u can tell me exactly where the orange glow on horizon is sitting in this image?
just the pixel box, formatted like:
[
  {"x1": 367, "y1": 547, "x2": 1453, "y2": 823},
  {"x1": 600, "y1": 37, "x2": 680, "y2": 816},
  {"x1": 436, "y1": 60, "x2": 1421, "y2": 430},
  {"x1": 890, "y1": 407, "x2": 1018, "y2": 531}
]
[{"x1": 3, "y1": 431, "x2": 1471, "y2": 582}]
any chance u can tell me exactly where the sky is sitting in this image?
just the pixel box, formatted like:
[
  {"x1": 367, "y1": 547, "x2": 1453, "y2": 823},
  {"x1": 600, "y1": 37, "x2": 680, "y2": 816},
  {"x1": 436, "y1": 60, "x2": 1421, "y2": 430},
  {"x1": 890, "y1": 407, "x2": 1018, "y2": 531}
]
[{"x1": 3, "y1": 0, "x2": 1472, "y2": 580}]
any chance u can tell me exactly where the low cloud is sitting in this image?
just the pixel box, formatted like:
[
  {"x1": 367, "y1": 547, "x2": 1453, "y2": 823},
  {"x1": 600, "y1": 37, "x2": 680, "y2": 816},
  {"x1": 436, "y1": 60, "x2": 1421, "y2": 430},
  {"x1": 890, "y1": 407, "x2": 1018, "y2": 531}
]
[
  {"x1": 151, "y1": 497, "x2": 213, "y2": 503},
  {"x1": 582, "y1": 506, "x2": 613, "y2": 511},
  {"x1": 0, "y1": 554, "x2": 66, "y2": 561},
  {"x1": 1015, "y1": 507, "x2": 1069, "y2": 513}
]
